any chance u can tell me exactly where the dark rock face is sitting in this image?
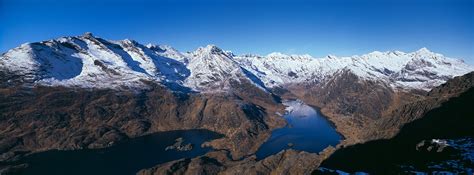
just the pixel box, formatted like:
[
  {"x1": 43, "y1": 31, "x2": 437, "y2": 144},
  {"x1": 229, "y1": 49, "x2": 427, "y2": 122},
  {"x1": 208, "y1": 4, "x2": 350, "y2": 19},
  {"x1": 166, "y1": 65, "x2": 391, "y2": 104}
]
[
  {"x1": 93, "y1": 60, "x2": 121, "y2": 75},
  {"x1": 371, "y1": 71, "x2": 474, "y2": 140}
]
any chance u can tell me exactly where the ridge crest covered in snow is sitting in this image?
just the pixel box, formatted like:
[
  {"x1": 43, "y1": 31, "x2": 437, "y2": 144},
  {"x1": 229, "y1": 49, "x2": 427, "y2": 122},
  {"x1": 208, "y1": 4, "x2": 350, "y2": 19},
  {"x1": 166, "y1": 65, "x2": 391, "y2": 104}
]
[{"x1": 1, "y1": 33, "x2": 473, "y2": 92}]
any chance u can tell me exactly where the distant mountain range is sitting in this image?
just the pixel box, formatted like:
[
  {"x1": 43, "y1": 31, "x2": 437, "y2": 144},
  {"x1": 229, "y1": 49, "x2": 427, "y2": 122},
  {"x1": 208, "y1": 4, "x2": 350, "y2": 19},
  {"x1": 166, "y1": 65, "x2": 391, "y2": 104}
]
[{"x1": 1, "y1": 32, "x2": 472, "y2": 92}]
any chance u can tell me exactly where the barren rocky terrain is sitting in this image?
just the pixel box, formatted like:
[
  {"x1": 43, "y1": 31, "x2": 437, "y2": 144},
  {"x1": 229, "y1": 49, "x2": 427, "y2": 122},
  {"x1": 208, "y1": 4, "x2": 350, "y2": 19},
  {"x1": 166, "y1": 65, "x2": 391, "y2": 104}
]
[{"x1": 0, "y1": 72, "x2": 286, "y2": 172}]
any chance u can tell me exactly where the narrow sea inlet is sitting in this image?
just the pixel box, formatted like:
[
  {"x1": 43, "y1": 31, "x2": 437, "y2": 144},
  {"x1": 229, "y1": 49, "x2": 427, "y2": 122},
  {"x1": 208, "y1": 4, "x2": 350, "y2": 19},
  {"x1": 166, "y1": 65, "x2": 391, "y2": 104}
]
[
  {"x1": 256, "y1": 100, "x2": 342, "y2": 159},
  {"x1": 13, "y1": 129, "x2": 222, "y2": 175}
]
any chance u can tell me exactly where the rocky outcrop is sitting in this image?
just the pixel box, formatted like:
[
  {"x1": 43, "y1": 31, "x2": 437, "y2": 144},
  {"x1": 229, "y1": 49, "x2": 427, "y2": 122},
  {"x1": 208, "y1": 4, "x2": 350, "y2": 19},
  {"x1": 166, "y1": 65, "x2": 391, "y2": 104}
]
[{"x1": 165, "y1": 138, "x2": 193, "y2": 151}]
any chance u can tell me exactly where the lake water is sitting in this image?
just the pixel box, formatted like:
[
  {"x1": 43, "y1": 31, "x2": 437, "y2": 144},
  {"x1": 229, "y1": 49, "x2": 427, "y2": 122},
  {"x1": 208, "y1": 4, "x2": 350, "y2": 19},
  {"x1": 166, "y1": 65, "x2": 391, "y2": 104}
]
[
  {"x1": 13, "y1": 129, "x2": 222, "y2": 175},
  {"x1": 256, "y1": 100, "x2": 342, "y2": 159}
]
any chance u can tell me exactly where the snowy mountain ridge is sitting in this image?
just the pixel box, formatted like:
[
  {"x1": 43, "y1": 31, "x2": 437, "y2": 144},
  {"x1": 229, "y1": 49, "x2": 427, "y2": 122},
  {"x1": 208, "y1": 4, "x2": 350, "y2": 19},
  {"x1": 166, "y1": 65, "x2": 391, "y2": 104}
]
[
  {"x1": 183, "y1": 44, "x2": 256, "y2": 91},
  {"x1": 236, "y1": 47, "x2": 472, "y2": 90},
  {"x1": 1, "y1": 33, "x2": 472, "y2": 92}
]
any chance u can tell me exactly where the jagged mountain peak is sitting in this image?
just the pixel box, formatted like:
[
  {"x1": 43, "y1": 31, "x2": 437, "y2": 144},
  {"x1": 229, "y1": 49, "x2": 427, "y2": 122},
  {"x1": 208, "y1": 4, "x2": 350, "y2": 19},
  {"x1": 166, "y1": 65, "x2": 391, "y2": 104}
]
[
  {"x1": 265, "y1": 52, "x2": 314, "y2": 61},
  {"x1": 180, "y1": 46, "x2": 266, "y2": 91},
  {"x1": 146, "y1": 44, "x2": 166, "y2": 52},
  {"x1": 184, "y1": 45, "x2": 247, "y2": 91},
  {"x1": 122, "y1": 39, "x2": 139, "y2": 45},
  {"x1": 83, "y1": 32, "x2": 94, "y2": 38},
  {"x1": 415, "y1": 47, "x2": 432, "y2": 54},
  {"x1": 191, "y1": 44, "x2": 233, "y2": 58},
  {"x1": 80, "y1": 32, "x2": 102, "y2": 42},
  {"x1": 411, "y1": 47, "x2": 443, "y2": 61},
  {"x1": 203, "y1": 44, "x2": 222, "y2": 52},
  {"x1": 146, "y1": 44, "x2": 178, "y2": 54},
  {"x1": 196, "y1": 44, "x2": 221, "y2": 53}
]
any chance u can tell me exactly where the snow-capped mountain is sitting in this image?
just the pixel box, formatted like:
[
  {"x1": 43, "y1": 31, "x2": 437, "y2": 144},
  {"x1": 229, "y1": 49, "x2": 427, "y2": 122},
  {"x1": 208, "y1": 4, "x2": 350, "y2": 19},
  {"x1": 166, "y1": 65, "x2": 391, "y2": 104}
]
[
  {"x1": 1, "y1": 33, "x2": 472, "y2": 92},
  {"x1": 0, "y1": 33, "x2": 191, "y2": 90},
  {"x1": 0, "y1": 33, "x2": 264, "y2": 92},
  {"x1": 183, "y1": 45, "x2": 247, "y2": 91}
]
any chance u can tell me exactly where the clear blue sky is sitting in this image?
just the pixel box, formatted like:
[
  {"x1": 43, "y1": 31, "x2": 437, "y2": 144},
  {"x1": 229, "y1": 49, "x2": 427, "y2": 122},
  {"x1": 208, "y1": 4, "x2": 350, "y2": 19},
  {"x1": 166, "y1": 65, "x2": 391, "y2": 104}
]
[{"x1": 1, "y1": 0, "x2": 473, "y2": 63}]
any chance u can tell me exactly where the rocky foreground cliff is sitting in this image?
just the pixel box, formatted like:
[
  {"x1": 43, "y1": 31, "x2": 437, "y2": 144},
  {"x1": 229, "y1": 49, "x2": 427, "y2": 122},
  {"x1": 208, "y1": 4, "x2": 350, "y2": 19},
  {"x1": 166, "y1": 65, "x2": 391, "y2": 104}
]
[{"x1": 319, "y1": 72, "x2": 474, "y2": 174}]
